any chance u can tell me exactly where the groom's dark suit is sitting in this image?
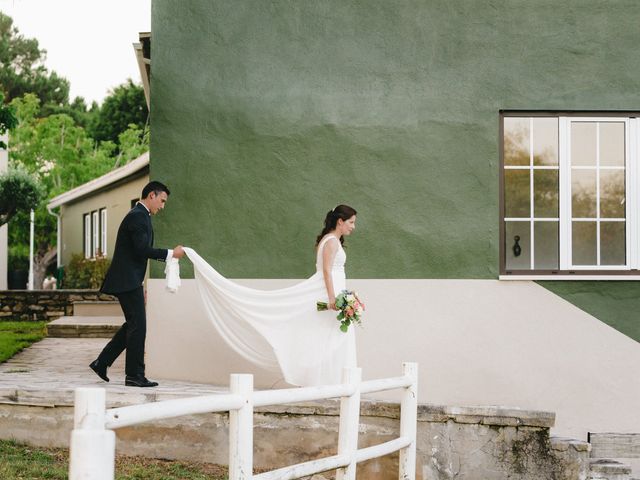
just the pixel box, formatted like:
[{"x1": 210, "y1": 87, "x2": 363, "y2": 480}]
[{"x1": 98, "y1": 202, "x2": 168, "y2": 377}]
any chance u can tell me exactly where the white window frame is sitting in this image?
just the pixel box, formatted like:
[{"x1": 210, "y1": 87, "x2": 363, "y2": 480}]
[
  {"x1": 501, "y1": 114, "x2": 640, "y2": 279},
  {"x1": 83, "y1": 214, "x2": 91, "y2": 259},
  {"x1": 562, "y1": 117, "x2": 633, "y2": 271},
  {"x1": 100, "y1": 208, "x2": 107, "y2": 257},
  {"x1": 92, "y1": 210, "x2": 99, "y2": 257}
]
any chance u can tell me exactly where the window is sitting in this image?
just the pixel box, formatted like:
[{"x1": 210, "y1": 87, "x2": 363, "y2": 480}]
[
  {"x1": 83, "y1": 214, "x2": 91, "y2": 259},
  {"x1": 100, "y1": 208, "x2": 107, "y2": 256},
  {"x1": 500, "y1": 113, "x2": 638, "y2": 277},
  {"x1": 82, "y1": 208, "x2": 107, "y2": 259},
  {"x1": 92, "y1": 211, "x2": 99, "y2": 257}
]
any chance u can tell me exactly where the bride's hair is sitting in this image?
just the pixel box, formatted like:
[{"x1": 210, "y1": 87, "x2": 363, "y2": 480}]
[{"x1": 315, "y1": 205, "x2": 357, "y2": 246}]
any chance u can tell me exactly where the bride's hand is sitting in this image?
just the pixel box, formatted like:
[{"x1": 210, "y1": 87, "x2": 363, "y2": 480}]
[{"x1": 329, "y1": 297, "x2": 337, "y2": 311}]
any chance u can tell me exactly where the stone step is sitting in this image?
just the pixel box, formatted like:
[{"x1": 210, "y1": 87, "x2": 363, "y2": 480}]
[
  {"x1": 590, "y1": 433, "x2": 640, "y2": 459},
  {"x1": 46, "y1": 316, "x2": 124, "y2": 338},
  {"x1": 589, "y1": 459, "x2": 632, "y2": 480},
  {"x1": 73, "y1": 301, "x2": 121, "y2": 317}
]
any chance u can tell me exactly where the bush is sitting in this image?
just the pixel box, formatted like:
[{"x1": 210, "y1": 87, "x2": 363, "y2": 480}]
[
  {"x1": 63, "y1": 254, "x2": 110, "y2": 289},
  {"x1": 8, "y1": 244, "x2": 28, "y2": 271},
  {"x1": 0, "y1": 166, "x2": 43, "y2": 226}
]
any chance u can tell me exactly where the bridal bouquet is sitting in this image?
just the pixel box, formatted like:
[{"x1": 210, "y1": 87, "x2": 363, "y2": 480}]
[{"x1": 317, "y1": 290, "x2": 365, "y2": 332}]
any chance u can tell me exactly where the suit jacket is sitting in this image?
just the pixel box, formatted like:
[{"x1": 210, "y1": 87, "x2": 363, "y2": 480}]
[{"x1": 100, "y1": 203, "x2": 168, "y2": 294}]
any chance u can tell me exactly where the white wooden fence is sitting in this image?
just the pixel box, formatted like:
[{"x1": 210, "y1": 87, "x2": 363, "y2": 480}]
[{"x1": 69, "y1": 362, "x2": 418, "y2": 480}]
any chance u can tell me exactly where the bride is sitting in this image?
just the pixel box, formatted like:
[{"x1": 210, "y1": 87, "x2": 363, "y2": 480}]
[{"x1": 182, "y1": 205, "x2": 358, "y2": 386}]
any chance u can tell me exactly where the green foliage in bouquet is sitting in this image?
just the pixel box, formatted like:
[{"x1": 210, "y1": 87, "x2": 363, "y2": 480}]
[{"x1": 63, "y1": 254, "x2": 111, "y2": 289}]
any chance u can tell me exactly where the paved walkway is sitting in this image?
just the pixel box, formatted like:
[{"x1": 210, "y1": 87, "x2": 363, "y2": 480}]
[{"x1": 0, "y1": 338, "x2": 226, "y2": 406}]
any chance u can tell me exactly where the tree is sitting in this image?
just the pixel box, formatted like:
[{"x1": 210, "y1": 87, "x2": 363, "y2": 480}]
[
  {"x1": 0, "y1": 92, "x2": 17, "y2": 148},
  {"x1": 8, "y1": 93, "x2": 116, "y2": 288},
  {"x1": 0, "y1": 13, "x2": 70, "y2": 110},
  {"x1": 0, "y1": 166, "x2": 42, "y2": 226},
  {"x1": 89, "y1": 80, "x2": 148, "y2": 147}
]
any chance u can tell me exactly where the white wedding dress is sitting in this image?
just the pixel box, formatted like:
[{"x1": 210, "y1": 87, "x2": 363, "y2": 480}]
[{"x1": 181, "y1": 235, "x2": 357, "y2": 386}]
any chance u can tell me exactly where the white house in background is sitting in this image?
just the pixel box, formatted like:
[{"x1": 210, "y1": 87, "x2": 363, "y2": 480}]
[{"x1": 47, "y1": 152, "x2": 149, "y2": 270}]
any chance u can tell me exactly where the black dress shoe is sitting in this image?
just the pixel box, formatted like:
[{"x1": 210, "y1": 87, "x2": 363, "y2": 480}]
[
  {"x1": 89, "y1": 360, "x2": 109, "y2": 382},
  {"x1": 125, "y1": 375, "x2": 159, "y2": 387}
]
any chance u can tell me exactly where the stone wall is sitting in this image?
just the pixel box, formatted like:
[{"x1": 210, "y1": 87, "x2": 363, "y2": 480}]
[
  {"x1": 0, "y1": 290, "x2": 115, "y2": 321},
  {"x1": 0, "y1": 387, "x2": 591, "y2": 480}
]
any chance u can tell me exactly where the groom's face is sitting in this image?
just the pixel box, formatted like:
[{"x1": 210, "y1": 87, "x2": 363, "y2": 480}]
[{"x1": 147, "y1": 191, "x2": 168, "y2": 215}]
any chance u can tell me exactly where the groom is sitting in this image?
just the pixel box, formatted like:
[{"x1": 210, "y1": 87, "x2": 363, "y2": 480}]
[{"x1": 89, "y1": 181, "x2": 185, "y2": 387}]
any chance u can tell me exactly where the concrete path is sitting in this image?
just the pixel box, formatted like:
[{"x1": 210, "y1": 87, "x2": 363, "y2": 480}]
[{"x1": 0, "y1": 337, "x2": 226, "y2": 406}]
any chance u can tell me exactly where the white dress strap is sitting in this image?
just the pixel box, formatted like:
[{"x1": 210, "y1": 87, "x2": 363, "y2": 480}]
[{"x1": 318, "y1": 235, "x2": 340, "y2": 252}]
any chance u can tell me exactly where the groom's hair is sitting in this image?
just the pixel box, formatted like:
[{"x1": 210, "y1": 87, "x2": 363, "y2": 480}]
[{"x1": 142, "y1": 181, "x2": 171, "y2": 199}]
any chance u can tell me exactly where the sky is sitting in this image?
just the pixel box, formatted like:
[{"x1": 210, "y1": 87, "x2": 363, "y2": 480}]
[{"x1": 0, "y1": 0, "x2": 152, "y2": 105}]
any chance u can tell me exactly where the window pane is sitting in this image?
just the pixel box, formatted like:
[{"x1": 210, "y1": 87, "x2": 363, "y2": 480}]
[
  {"x1": 504, "y1": 118, "x2": 530, "y2": 166},
  {"x1": 505, "y1": 170, "x2": 530, "y2": 217},
  {"x1": 600, "y1": 170, "x2": 625, "y2": 218},
  {"x1": 505, "y1": 221, "x2": 530, "y2": 269},
  {"x1": 572, "y1": 221, "x2": 597, "y2": 265},
  {"x1": 534, "y1": 170, "x2": 558, "y2": 218},
  {"x1": 84, "y1": 214, "x2": 91, "y2": 259},
  {"x1": 571, "y1": 122, "x2": 597, "y2": 166},
  {"x1": 601, "y1": 222, "x2": 626, "y2": 266},
  {"x1": 533, "y1": 118, "x2": 558, "y2": 166},
  {"x1": 600, "y1": 122, "x2": 625, "y2": 167},
  {"x1": 534, "y1": 221, "x2": 559, "y2": 269},
  {"x1": 571, "y1": 169, "x2": 597, "y2": 218}
]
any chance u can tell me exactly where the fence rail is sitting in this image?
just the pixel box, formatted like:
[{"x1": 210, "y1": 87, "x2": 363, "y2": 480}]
[{"x1": 69, "y1": 362, "x2": 418, "y2": 480}]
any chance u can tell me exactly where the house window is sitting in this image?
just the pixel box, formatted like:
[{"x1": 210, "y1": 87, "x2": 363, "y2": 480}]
[
  {"x1": 100, "y1": 208, "x2": 107, "y2": 256},
  {"x1": 92, "y1": 211, "x2": 99, "y2": 257},
  {"x1": 83, "y1": 214, "x2": 91, "y2": 259},
  {"x1": 83, "y1": 208, "x2": 107, "y2": 259},
  {"x1": 500, "y1": 113, "x2": 638, "y2": 277}
]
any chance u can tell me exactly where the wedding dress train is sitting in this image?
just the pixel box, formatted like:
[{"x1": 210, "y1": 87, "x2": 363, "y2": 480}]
[{"x1": 179, "y1": 236, "x2": 357, "y2": 386}]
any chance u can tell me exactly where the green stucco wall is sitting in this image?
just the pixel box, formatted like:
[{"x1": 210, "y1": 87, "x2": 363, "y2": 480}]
[
  {"x1": 537, "y1": 281, "x2": 640, "y2": 341},
  {"x1": 150, "y1": 1, "x2": 640, "y2": 338}
]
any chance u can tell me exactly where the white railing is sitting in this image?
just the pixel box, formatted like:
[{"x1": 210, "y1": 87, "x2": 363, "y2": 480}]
[{"x1": 69, "y1": 362, "x2": 418, "y2": 480}]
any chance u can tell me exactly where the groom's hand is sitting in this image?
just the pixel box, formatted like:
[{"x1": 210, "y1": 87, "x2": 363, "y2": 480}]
[{"x1": 173, "y1": 245, "x2": 185, "y2": 259}]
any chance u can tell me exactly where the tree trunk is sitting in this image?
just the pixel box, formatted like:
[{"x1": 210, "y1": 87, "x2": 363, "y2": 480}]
[{"x1": 33, "y1": 246, "x2": 56, "y2": 290}]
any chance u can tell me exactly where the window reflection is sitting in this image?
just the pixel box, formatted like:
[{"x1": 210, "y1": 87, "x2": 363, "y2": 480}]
[
  {"x1": 505, "y1": 222, "x2": 530, "y2": 270},
  {"x1": 505, "y1": 170, "x2": 530, "y2": 217},
  {"x1": 504, "y1": 118, "x2": 530, "y2": 166},
  {"x1": 601, "y1": 222, "x2": 626, "y2": 265},
  {"x1": 571, "y1": 123, "x2": 597, "y2": 166},
  {"x1": 571, "y1": 170, "x2": 597, "y2": 218},
  {"x1": 600, "y1": 122, "x2": 625, "y2": 167},
  {"x1": 534, "y1": 221, "x2": 559, "y2": 269},
  {"x1": 534, "y1": 170, "x2": 558, "y2": 218},
  {"x1": 600, "y1": 170, "x2": 625, "y2": 218},
  {"x1": 572, "y1": 222, "x2": 597, "y2": 265},
  {"x1": 533, "y1": 118, "x2": 558, "y2": 166}
]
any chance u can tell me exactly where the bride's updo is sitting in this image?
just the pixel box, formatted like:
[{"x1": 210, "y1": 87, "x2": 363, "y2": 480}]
[{"x1": 315, "y1": 204, "x2": 357, "y2": 246}]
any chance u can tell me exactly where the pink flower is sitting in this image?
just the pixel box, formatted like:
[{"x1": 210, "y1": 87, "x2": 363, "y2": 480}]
[{"x1": 345, "y1": 307, "x2": 354, "y2": 317}]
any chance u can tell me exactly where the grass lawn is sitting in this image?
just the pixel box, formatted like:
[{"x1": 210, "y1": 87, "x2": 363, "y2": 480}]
[
  {"x1": 0, "y1": 321, "x2": 47, "y2": 363},
  {"x1": 0, "y1": 440, "x2": 231, "y2": 479}
]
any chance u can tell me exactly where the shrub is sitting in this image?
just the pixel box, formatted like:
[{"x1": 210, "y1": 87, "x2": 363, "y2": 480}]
[
  {"x1": 63, "y1": 254, "x2": 111, "y2": 289},
  {"x1": 0, "y1": 166, "x2": 43, "y2": 226}
]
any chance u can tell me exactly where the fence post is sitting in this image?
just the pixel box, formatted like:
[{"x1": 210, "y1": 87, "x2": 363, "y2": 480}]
[
  {"x1": 69, "y1": 388, "x2": 115, "y2": 480},
  {"x1": 336, "y1": 366, "x2": 362, "y2": 480},
  {"x1": 399, "y1": 362, "x2": 418, "y2": 480},
  {"x1": 229, "y1": 374, "x2": 254, "y2": 480}
]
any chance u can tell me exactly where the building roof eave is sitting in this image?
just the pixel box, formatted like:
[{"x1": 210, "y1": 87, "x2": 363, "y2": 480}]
[{"x1": 47, "y1": 152, "x2": 149, "y2": 210}]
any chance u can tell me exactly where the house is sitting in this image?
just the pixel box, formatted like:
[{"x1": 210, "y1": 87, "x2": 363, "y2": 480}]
[
  {"x1": 47, "y1": 152, "x2": 149, "y2": 269},
  {"x1": 143, "y1": 1, "x2": 640, "y2": 439}
]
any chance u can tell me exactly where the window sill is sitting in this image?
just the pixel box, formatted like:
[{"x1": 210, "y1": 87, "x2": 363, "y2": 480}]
[{"x1": 499, "y1": 275, "x2": 640, "y2": 281}]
